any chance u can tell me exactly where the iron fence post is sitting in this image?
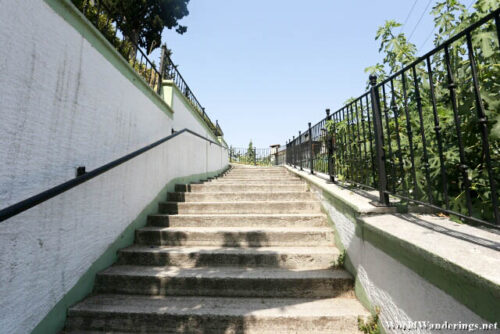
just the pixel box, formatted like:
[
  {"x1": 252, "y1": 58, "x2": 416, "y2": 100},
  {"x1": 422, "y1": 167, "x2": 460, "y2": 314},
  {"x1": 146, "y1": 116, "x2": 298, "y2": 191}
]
[
  {"x1": 308, "y1": 122, "x2": 314, "y2": 174},
  {"x1": 369, "y1": 75, "x2": 389, "y2": 206},
  {"x1": 253, "y1": 148, "x2": 257, "y2": 166},
  {"x1": 298, "y1": 131, "x2": 303, "y2": 171},
  {"x1": 292, "y1": 136, "x2": 296, "y2": 168},
  {"x1": 326, "y1": 109, "x2": 334, "y2": 183},
  {"x1": 285, "y1": 141, "x2": 288, "y2": 165},
  {"x1": 157, "y1": 45, "x2": 167, "y2": 94}
]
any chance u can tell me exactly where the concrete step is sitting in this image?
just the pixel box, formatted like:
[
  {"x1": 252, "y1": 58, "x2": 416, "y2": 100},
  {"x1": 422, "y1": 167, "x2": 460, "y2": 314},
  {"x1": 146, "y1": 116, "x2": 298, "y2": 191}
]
[
  {"x1": 224, "y1": 172, "x2": 290, "y2": 177},
  {"x1": 159, "y1": 201, "x2": 321, "y2": 214},
  {"x1": 118, "y1": 245, "x2": 339, "y2": 269},
  {"x1": 135, "y1": 227, "x2": 335, "y2": 247},
  {"x1": 147, "y1": 213, "x2": 327, "y2": 227},
  {"x1": 175, "y1": 184, "x2": 307, "y2": 193},
  {"x1": 95, "y1": 266, "x2": 353, "y2": 298},
  {"x1": 208, "y1": 179, "x2": 303, "y2": 184},
  {"x1": 167, "y1": 191, "x2": 313, "y2": 202},
  {"x1": 229, "y1": 166, "x2": 285, "y2": 171},
  {"x1": 218, "y1": 176, "x2": 297, "y2": 181},
  {"x1": 66, "y1": 294, "x2": 368, "y2": 333}
]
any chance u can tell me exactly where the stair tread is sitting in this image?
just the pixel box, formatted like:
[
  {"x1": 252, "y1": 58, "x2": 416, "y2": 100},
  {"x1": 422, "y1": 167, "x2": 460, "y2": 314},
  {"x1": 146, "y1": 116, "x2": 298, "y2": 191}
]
[
  {"x1": 138, "y1": 226, "x2": 333, "y2": 232},
  {"x1": 99, "y1": 265, "x2": 351, "y2": 279},
  {"x1": 161, "y1": 200, "x2": 320, "y2": 205},
  {"x1": 169, "y1": 191, "x2": 309, "y2": 195},
  {"x1": 121, "y1": 245, "x2": 339, "y2": 255},
  {"x1": 70, "y1": 294, "x2": 367, "y2": 318},
  {"x1": 150, "y1": 213, "x2": 326, "y2": 218}
]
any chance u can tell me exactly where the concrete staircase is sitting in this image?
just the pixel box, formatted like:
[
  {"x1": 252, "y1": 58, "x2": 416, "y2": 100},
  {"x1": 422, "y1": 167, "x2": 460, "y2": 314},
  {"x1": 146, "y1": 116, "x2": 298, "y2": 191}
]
[{"x1": 65, "y1": 164, "x2": 368, "y2": 333}]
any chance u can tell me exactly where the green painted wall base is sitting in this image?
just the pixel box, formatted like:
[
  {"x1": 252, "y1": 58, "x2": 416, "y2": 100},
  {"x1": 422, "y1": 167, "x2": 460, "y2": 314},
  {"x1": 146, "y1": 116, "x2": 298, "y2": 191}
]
[{"x1": 32, "y1": 166, "x2": 228, "y2": 334}]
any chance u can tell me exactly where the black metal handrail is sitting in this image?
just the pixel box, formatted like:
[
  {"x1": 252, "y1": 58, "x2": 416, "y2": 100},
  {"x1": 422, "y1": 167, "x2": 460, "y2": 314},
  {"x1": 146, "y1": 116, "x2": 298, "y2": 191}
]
[
  {"x1": 73, "y1": 0, "x2": 222, "y2": 138},
  {"x1": 286, "y1": 8, "x2": 500, "y2": 228},
  {"x1": 0, "y1": 129, "x2": 226, "y2": 223}
]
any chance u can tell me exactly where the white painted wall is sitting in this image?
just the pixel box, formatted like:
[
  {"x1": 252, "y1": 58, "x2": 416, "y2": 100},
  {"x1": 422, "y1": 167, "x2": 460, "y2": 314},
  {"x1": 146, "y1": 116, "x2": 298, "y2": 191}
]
[
  {"x1": 170, "y1": 87, "x2": 220, "y2": 142},
  {"x1": 0, "y1": 1, "x2": 228, "y2": 333},
  {"x1": 0, "y1": 0, "x2": 175, "y2": 209},
  {"x1": 0, "y1": 132, "x2": 228, "y2": 333},
  {"x1": 310, "y1": 184, "x2": 487, "y2": 334}
]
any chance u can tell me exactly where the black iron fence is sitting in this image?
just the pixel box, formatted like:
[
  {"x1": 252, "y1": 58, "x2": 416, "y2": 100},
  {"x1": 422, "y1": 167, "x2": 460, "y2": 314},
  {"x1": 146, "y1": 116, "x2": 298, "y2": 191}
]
[
  {"x1": 72, "y1": 0, "x2": 222, "y2": 138},
  {"x1": 230, "y1": 147, "x2": 270, "y2": 166},
  {"x1": 230, "y1": 147, "x2": 285, "y2": 166},
  {"x1": 287, "y1": 8, "x2": 500, "y2": 228}
]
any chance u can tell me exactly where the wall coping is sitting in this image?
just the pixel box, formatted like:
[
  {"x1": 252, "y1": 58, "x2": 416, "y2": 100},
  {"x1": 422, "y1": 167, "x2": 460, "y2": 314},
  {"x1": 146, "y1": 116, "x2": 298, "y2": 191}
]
[{"x1": 285, "y1": 165, "x2": 500, "y2": 322}]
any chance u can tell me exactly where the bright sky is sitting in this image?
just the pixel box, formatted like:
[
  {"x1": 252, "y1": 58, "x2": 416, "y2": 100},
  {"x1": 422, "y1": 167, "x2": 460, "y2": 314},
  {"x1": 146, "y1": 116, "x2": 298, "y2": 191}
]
[{"x1": 161, "y1": 0, "x2": 475, "y2": 148}]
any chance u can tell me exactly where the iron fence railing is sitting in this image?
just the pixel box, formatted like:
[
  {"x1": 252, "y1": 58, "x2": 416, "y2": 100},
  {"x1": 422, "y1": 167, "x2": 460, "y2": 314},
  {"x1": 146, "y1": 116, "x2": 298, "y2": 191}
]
[
  {"x1": 286, "y1": 8, "x2": 500, "y2": 228},
  {"x1": 72, "y1": 0, "x2": 222, "y2": 138},
  {"x1": 229, "y1": 147, "x2": 275, "y2": 166}
]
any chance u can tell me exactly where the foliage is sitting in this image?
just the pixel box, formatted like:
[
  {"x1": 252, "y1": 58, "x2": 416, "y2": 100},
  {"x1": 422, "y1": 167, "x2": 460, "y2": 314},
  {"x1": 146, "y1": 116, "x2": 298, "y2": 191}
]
[
  {"x1": 358, "y1": 307, "x2": 381, "y2": 334},
  {"x1": 102, "y1": 0, "x2": 189, "y2": 53},
  {"x1": 247, "y1": 141, "x2": 256, "y2": 163},
  {"x1": 326, "y1": 0, "x2": 500, "y2": 225},
  {"x1": 332, "y1": 249, "x2": 346, "y2": 268}
]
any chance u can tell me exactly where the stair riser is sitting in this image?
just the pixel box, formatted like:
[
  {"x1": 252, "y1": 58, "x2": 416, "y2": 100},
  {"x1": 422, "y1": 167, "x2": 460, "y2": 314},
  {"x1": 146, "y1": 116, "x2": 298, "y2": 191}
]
[
  {"x1": 66, "y1": 313, "x2": 361, "y2": 334},
  {"x1": 147, "y1": 215, "x2": 327, "y2": 227},
  {"x1": 135, "y1": 231, "x2": 335, "y2": 247},
  {"x1": 175, "y1": 184, "x2": 307, "y2": 192},
  {"x1": 167, "y1": 192, "x2": 313, "y2": 202},
  {"x1": 94, "y1": 275, "x2": 353, "y2": 298},
  {"x1": 159, "y1": 202, "x2": 321, "y2": 214},
  {"x1": 118, "y1": 251, "x2": 337, "y2": 269},
  {"x1": 208, "y1": 180, "x2": 303, "y2": 185},
  {"x1": 225, "y1": 172, "x2": 295, "y2": 178}
]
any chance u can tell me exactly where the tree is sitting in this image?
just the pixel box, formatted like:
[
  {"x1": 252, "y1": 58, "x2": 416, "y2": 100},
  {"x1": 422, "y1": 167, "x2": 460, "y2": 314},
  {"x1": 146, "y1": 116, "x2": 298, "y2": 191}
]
[
  {"x1": 247, "y1": 141, "x2": 256, "y2": 163},
  {"x1": 103, "y1": 0, "x2": 189, "y2": 54}
]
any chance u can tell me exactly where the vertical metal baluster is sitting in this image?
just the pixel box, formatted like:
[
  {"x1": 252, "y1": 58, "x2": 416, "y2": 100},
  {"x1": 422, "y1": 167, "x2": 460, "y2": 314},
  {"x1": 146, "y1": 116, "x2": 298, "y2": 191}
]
[
  {"x1": 351, "y1": 103, "x2": 360, "y2": 182},
  {"x1": 365, "y1": 95, "x2": 376, "y2": 186},
  {"x1": 401, "y1": 72, "x2": 419, "y2": 199},
  {"x1": 466, "y1": 33, "x2": 499, "y2": 225},
  {"x1": 412, "y1": 65, "x2": 433, "y2": 203},
  {"x1": 381, "y1": 83, "x2": 394, "y2": 193},
  {"x1": 326, "y1": 109, "x2": 335, "y2": 182},
  {"x1": 495, "y1": 14, "x2": 500, "y2": 47},
  {"x1": 444, "y1": 45, "x2": 473, "y2": 216},
  {"x1": 95, "y1": 0, "x2": 101, "y2": 27},
  {"x1": 426, "y1": 56, "x2": 449, "y2": 209},
  {"x1": 369, "y1": 75, "x2": 389, "y2": 205},
  {"x1": 335, "y1": 111, "x2": 343, "y2": 179},
  {"x1": 343, "y1": 107, "x2": 351, "y2": 181},
  {"x1": 139, "y1": 54, "x2": 144, "y2": 77},
  {"x1": 292, "y1": 136, "x2": 296, "y2": 168},
  {"x1": 309, "y1": 123, "x2": 314, "y2": 174},
  {"x1": 348, "y1": 103, "x2": 358, "y2": 182},
  {"x1": 354, "y1": 100, "x2": 364, "y2": 183},
  {"x1": 286, "y1": 140, "x2": 289, "y2": 165},
  {"x1": 82, "y1": 0, "x2": 89, "y2": 16},
  {"x1": 298, "y1": 131, "x2": 303, "y2": 171},
  {"x1": 390, "y1": 79, "x2": 405, "y2": 196},
  {"x1": 359, "y1": 97, "x2": 369, "y2": 185},
  {"x1": 146, "y1": 62, "x2": 151, "y2": 86}
]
